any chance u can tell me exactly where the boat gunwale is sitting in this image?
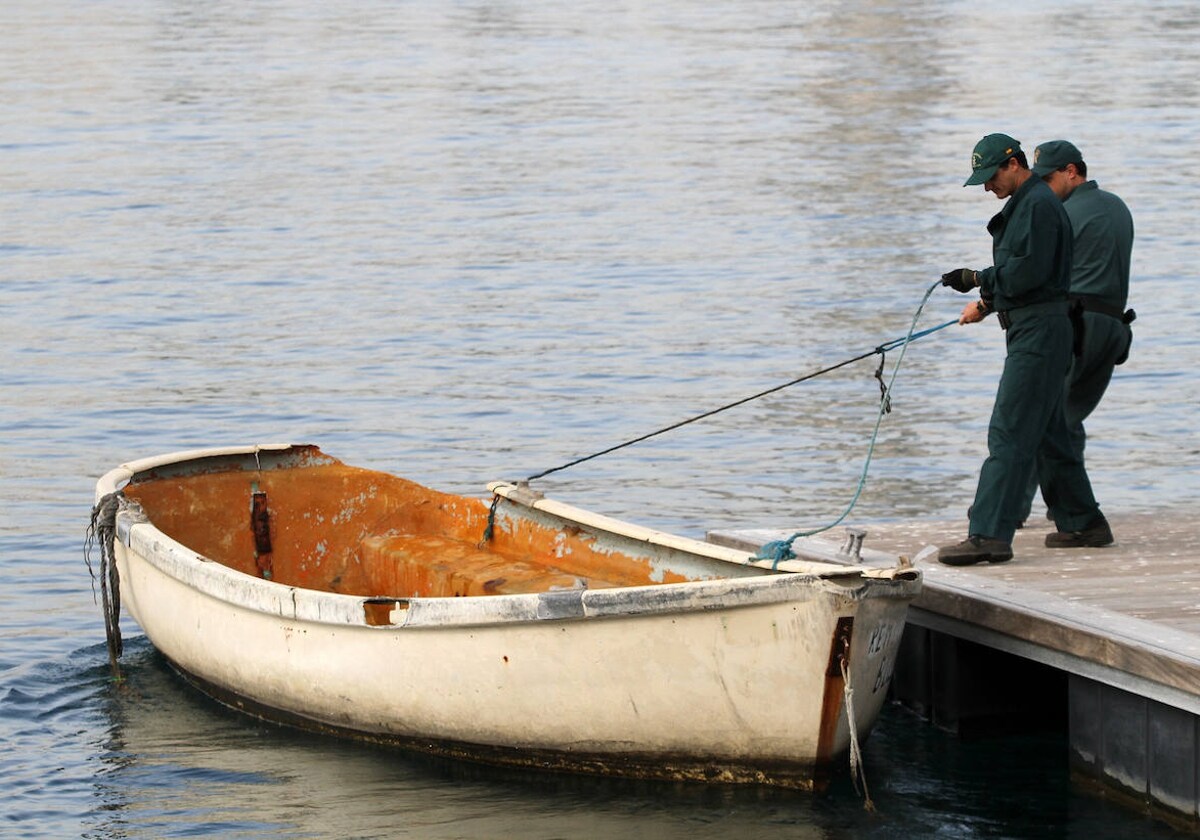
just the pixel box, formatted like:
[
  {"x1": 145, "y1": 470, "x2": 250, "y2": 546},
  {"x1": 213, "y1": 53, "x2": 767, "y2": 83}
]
[{"x1": 487, "y1": 480, "x2": 919, "y2": 581}]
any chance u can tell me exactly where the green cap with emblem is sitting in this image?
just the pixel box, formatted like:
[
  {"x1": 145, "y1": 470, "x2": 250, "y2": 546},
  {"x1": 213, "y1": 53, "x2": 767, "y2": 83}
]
[
  {"x1": 963, "y1": 133, "x2": 1022, "y2": 186},
  {"x1": 1031, "y1": 139, "x2": 1083, "y2": 177}
]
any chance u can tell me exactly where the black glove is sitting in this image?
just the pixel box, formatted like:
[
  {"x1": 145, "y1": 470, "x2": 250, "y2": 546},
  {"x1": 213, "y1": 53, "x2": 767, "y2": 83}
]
[{"x1": 941, "y1": 268, "x2": 978, "y2": 293}]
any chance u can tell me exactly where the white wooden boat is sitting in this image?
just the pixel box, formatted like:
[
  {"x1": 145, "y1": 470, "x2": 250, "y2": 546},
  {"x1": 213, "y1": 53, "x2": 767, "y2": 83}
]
[{"x1": 90, "y1": 443, "x2": 920, "y2": 789}]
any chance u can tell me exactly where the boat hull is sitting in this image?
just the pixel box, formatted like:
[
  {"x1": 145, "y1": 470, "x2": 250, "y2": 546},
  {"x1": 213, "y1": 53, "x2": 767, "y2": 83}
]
[{"x1": 97, "y1": 444, "x2": 919, "y2": 788}]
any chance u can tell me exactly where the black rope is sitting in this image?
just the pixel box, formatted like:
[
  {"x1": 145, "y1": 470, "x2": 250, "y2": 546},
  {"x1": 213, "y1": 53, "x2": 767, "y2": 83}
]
[
  {"x1": 85, "y1": 492, "x2": 124, "y2": 681},
  {"x1": 526, "y1": 348, "x2": 878, "y2": 482},
  {"x1": 524, "y1": 318, "x2": 957, "y2": 483},
  {"x1": 873, "y1": 351, "x2": 892, "y2": 414},
  {"x1": 478, "y1": 493, "x2": 501, "y2": 548}
]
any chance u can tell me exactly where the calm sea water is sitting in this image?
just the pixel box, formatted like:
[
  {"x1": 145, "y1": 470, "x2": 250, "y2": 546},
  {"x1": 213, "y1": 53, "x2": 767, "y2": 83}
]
[{"x1": 3, "y1": 1, "x2": 1199, "y2": 837}]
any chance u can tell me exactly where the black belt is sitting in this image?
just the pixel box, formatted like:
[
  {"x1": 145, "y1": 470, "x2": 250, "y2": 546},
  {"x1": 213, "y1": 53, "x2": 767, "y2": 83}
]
[
  {"x1": 1071, "y1": 295, "x2": 1136, "y2": 324},
  {"x1": 995, "y1": 300, "x2": 1068, "y2": 331}
]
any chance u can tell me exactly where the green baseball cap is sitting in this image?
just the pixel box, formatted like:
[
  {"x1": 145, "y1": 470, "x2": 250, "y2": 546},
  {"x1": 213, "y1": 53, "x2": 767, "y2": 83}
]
[
  {"x1": 1032, "y1": 139, "x2": 1083, "y2": 177},
  {"x1": 964, "y1": 133, "x2": 1022, "y2": 186}
]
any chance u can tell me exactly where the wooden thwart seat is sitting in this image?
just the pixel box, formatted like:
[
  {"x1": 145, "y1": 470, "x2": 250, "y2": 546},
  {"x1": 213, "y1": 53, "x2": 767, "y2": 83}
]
[{"x1": 359, "y1": 534, "x2": 618, "y2": 598}]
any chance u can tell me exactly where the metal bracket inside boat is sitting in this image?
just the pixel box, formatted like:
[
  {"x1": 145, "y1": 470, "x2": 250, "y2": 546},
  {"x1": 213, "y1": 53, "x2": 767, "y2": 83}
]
[{"x1": 115, "y1": 498, "x2": 149, "y2": 546}]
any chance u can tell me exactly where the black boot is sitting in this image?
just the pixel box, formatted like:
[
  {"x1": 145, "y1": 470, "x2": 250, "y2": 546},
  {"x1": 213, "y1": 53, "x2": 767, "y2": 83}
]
[
  {"x1": 1045, "y1": 514, "x2": 1113, "y2": 548},
  {"x1": 938, "y1": 535, "x2": 1014, "y2": 566}
]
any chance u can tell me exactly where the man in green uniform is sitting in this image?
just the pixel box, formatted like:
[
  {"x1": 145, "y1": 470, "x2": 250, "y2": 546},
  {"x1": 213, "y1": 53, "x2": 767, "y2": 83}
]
[
  {"x1": 1016, "y1": 140, "x2": 1135, "y2": 533},
  {"x1": 937, "y1": 133, "x2": 1110, "y2": 566}
]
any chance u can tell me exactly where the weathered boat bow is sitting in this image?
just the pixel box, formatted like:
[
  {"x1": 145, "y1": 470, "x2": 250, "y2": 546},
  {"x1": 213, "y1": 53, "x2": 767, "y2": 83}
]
[{"x1": 92, "y1": 443, "x2": 920, "y2": 788}]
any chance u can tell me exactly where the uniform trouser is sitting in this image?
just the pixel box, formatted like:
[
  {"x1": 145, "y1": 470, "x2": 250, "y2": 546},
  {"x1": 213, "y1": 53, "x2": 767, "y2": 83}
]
[
  {"x1": 968, "y1": 310, "x2": 1101, "y2": 543},
  {"x1": 1017, "y1": 311, "x2": 1132, "y2": 521}
]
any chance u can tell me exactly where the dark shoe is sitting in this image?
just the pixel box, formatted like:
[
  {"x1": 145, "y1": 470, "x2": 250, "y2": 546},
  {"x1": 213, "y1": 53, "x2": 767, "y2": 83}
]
[
  {"x1": 1045, "y1": 515, "x2": 1114, "y2": 548},
  {"x1": 938, "y1": 535, "x2": 1014, "y2": 566}
]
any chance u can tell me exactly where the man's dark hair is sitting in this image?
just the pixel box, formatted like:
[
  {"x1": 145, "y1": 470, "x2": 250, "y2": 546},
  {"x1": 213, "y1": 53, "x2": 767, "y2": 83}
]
[{"x1": 1013, "y1": 151, "x2": 1029, "y2": 169}]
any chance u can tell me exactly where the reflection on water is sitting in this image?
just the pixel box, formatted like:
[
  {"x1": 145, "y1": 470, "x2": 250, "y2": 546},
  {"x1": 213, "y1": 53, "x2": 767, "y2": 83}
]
[{"x1": 4, "y1": 0, "x2": 1200, "y2": 836}]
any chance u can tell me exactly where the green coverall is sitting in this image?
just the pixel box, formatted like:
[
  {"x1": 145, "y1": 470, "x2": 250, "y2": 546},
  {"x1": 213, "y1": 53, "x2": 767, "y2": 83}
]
[
  {"x1": 1020, "y1": 180, "x2": 1134, "y2": 520},
  {"x1": 968, "y1": 176, "x2": 1103, "y2": 543}
]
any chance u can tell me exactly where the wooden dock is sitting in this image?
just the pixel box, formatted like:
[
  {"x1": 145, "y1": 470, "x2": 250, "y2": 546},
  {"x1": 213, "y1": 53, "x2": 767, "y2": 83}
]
[{"x1": 711, "y1": 512, "x2": 1200, "y2": 825}]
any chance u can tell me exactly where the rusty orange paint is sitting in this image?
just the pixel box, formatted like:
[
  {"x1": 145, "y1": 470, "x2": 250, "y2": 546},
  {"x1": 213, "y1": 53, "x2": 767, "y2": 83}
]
[
  {"x1": 814, "y1": 615, "x2": 854, "y2": 769},
  {"x1": 123, "y1": 458, "x2": 692, "y2": 599}
]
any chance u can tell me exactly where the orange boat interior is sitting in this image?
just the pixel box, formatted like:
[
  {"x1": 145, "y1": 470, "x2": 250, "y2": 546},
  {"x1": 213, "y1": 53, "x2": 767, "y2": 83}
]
[{"x1": 122, "y1": 457, "x2": 695, "y2": 600}]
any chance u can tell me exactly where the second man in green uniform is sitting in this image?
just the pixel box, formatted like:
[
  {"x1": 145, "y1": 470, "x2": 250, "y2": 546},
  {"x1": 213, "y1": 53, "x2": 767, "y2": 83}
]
[{"x1": 1017, "y1": 140, "x2": 1135, "y2": 532}]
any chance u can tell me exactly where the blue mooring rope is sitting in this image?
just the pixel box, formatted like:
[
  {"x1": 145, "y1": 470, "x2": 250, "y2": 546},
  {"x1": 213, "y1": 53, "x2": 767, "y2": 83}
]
[
  {"x1": 756, "y1": 280, "x2": 951, "y2": 566},
  {"x1": 518, "y1": 280, "x2": 957, "y2": 561}
]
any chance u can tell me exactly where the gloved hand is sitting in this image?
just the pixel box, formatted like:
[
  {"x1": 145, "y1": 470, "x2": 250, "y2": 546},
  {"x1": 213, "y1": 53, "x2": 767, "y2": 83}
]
[{"x1": 941, "y1": 268, "x2": 978, "y2": 293}]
